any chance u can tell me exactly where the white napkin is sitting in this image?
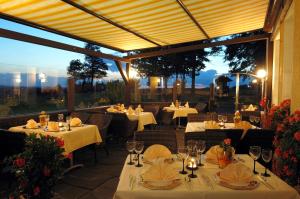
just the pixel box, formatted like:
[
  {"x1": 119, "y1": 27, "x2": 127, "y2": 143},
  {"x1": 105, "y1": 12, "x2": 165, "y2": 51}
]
[
  {"x1": 170, "y1": 102, "x2": 175, "y2": 108},
  {"x1": 107, "y1": 106, "x2": 116, "y2": 113},
  {"x1": 127, "y1": 107, "x2": 134, "y2": 115},
  {"x1": 219, "y1": 162, "x2": 253, "y2": 184},
  {"x1": 143, "y1": 144, "x2": 172, "y2": 162},
  {"x1": 70, "y1": 117, "x2": 82, "y2": 127},
  {"x1": 184, "y1": 102, "x2": 189, "y2": 108},
  {"x1": 135, "y1": 104, "x2": 143, "y2": 114}
]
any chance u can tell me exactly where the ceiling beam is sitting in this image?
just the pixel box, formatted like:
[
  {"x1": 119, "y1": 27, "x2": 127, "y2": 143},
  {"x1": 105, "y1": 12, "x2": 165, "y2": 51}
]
[
  {"x1": 0, "y1": 13, "x2": 125, "y2": 52},
  {"x1": 263, "y1": 0, "x2": 282, "y2": 32},
  {"x1": 0, "y1": 28, "x2": 130, "y2": 63},
  {"x1": 176, "y1": 0, "x2": 209, "y2": 39},
  {"x1": 61, "y1": 0, "x2": 161, "y2": 47},
  {"x1": 125, "y1": 33, "x2": 270, "y2": 60}
]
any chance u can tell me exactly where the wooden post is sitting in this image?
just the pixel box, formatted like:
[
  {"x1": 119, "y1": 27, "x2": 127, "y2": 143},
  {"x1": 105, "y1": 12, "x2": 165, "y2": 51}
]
[
  {"x1": 67, "y1": 77, "x2": 75, "y2": 113},
  {"x1": 266, "y1": 38, "x2": 274, "y2": 103},
  {"x1": 125, "y1": 63, "x2": 131, "y2": 105},
  {"x1": 235, "y1": 73, "x2": 240, "y2": 111}
]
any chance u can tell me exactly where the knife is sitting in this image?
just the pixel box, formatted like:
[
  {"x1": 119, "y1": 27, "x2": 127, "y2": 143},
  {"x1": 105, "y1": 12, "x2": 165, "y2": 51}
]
[{"x1": 257, "y1": 175, "x2": 275, "y2": 190}]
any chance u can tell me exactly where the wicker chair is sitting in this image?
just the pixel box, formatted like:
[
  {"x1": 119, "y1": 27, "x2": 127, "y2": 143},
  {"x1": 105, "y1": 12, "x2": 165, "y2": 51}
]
[
  {"x1": 160, "y1": 110, "x2": 174, "y2": 126},
  {"x1": 194, "y1": 102, "x2": 207, "y2": 113},
  {"x1": 87, "y1": 113, "x2": 112, "y2": 155},
  {"x1": 135, "y1": 130, "x2": 178, "y2": 153},
  {"x1": 184, "y1": 132, "x2": 207, "y2": 147},
  {"x1": 239, "y1": 129, "x2": 275, "y2": 154},
  {"x1": 187, "y1": 113, "x2": 208, "y2": 122},
  {"x1": 70, "y1": 111, "x2": 91, "y2": 124},
  {"x1": 142, "y1": 104, "x2": 160, "y2": 119}
]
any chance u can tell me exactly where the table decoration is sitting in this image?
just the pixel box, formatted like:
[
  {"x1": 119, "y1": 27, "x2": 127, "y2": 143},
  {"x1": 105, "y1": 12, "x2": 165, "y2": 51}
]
[
  {"x1": 217, "y1": 139, "x2": 234, "y2": 169},
  {"x1": 46, "y1": 121, "x2": 60, "y2": 132},
  {"x1": 184, "y1": 101, "x2": 189, "y2": 108},
  {"x1": 143, "y1": 144, "x2": 172, "y2": 164},
  {"x1": 126, "y1": 140, "x2": 136, "y2": 165},
  {"x1": 135, "y1": 141, "x2": 144, "y2": 167},
  {"x1": 206, "y1": 145, "x2": 224, "y2": 164},
  {"x1": 39, "y1": 111, "x2": 47, "y2": 127},
  {"x1": 196, "y1": 140, "x2": 206, "y2": 166},
  {"x1": 187, "y1": 158, "x2": 197, "y2": 178},
  {"x1": 234, "y1": 110, "x2": 242, "y2": 124},
  {"x1": 249, "y1": 146, "x2": 261, "y2": 174}
]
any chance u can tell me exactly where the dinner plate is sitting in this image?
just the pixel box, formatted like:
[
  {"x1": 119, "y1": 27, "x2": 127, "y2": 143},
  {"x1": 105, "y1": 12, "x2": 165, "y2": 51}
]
[{"x1": 214, "y1": 172, "x2": 259, "y2": 190}]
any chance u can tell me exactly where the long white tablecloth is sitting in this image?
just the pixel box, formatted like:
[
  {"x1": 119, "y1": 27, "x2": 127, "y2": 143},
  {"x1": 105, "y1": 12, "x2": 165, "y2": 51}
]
[
  {"x1": 114, "y1": 155, "x2": 300, "y2": 199},
  {"x1": 127, "y1": 112, "x2": 157, "y2": 131},
  {"x1": 185, "y1": 122, "x2": 257, "y2": 133},
  {"x1": 9, "y1": 124, "x2": 102, "y2": 154},
  {"x1": 163, "y1": 107, "x2": 198, "y2": 119}
]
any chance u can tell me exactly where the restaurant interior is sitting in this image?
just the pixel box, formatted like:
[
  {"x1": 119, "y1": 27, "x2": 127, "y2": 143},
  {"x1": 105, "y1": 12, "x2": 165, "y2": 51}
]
[{"x1": 0, "y1": 0, "x2": 300, "y2": 199}]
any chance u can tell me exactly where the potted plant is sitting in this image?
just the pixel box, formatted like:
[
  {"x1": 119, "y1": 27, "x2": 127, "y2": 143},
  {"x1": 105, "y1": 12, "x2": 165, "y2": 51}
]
[{"x1": 4, "y1": 134, "x2": 65, "y2": 199}]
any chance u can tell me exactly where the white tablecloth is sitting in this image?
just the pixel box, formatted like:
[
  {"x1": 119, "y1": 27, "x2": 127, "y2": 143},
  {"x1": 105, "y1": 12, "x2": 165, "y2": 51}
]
[
  {"x1": 9, "y1": 124, "x2": 102, "y2": 154},
  {"x1": 127, "y1": 112, "x2": 157, "y2": 132},
  {"x1": 114, "y1": 155, "x2": 300, "y2": 199},
  {"x1": 163, "y1": 107, "x2": 198, "y2": 119}
]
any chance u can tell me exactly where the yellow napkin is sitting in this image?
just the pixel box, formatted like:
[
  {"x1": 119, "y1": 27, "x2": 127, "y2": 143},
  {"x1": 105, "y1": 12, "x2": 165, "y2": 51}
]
[
  {"x1": 143, "y1": 144, "x2": 172, "y2": 162},
  {"x1": 47, "y1": 122, "x2": 60, "y2": 131},
  {"x1": 170, "y1": 102, "x2": 175, "y2": 108},
  {"x1": 204, "y1": 120, "x2": 220, "y2": 129},
  {"x1": 142, "y1": 159, "x2": 178, "y2": 183},
  {"x1": 135, "y1": 105, "x2": 143, "y2": 114},
  {"x1": 120, "y1": 104, "x2": 125, "y2": 111},
  {"x1": 26, "y1": 119, "x2": 38, "y2": 129},
  {"x1": 184, "y1": 102, "x2": 189, "y2": 108},
  {"x1": 70, "y1": 117, "x2": 82, "y2": 127},
  {"x1": 219, "y1": 162, "x2": 253, "y2": 184},
  {"x1": 245, "y1": 104, "x2": 256, "y2": 111},
  {"x1": 205, "y1": 145, "x2": 224, "y2": 164},
  {"x1": 127, "y1": 107, "x2": 134, "y2": 115},
  {"x1": 107, "y1": 106, "x2": 117, "y2": 113}
]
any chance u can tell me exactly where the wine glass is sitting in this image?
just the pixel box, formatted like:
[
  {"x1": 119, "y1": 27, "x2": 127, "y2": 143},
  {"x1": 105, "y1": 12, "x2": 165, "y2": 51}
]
[
  {"x1": 66, "y1": 116, "x2": 71, "y2": 131},
  {"x1": 254, "y1": 116, "x2": 261, "y2": 126},
  {"x1": 249, "y1": 146, "x2": 261, "y2": 174},
  {"x1": 261, "y1": 149, "x2": 272, "y2": 177},
  {"x1": 249, "y1": 115, "x2": 255, "y2": 124},
  {"x1": 45, "y1": 115, "x2": 50, "y2": 126},
  {"x1": 196, "y1": 140, "x2": 206, "y2": 166},
  {"x1": 134, "y1": 141, "x2": 144, "y2": 167},
  {"x1": 58, "y1": 114, "x2": 64, "y2": 127},
  {"x1": 126, "y1": 140, "x2": 136, "y2": 165},
  {"x1": 218, "y1": 115, "x2": 223, "y2": 123},
  {"x1": 177, "y1": 147, "x2": 189, "y2": 174},
  {"x1": 187, "y1": 140, "x2": 197, "y2": 155},
  {"x1": 222, "y1": 115, "x2": 227, "y2": 128}
]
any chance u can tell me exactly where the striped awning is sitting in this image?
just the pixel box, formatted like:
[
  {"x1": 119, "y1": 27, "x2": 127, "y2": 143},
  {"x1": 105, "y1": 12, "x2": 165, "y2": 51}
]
[{"x1": 0, "y1": 0, "x2": 268, "y2": 52}]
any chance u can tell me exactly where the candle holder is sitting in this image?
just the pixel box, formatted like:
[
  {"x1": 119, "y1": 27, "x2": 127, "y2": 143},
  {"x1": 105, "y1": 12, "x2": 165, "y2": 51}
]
[
  {"x1": 187, "y1": 158, "x2": 198, "y2": 178},
  {"x1": 188, "y1": 167, "x2": 197, "y2": 178}
]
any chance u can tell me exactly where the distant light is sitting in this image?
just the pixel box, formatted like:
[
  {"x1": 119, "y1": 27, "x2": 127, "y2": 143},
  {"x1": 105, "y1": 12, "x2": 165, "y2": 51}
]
[
  {"x1": 216, "y1": 86, "x2": 220, "y2": 90},
  {"x1": 256, "y1": 69, "x2": 267, "y2": 79},
  {"x1": 15, "y1": 78, "x2": 21, "y2": 84},
  {"x1": 247, "y1": 85, "x2": 251, "y2": 88},
  {"x1": 177, "y1": 83, "x2": 180, "y2": 86},
  {"x1": 39, "y1": 73, "x2": 46, "y2": 79},
  {"x1": 252, "y1": 79, "x2": 258, "y2": 84},
  {"x1": 129, "y1": 68, "x2": 139, "y2": 79}
]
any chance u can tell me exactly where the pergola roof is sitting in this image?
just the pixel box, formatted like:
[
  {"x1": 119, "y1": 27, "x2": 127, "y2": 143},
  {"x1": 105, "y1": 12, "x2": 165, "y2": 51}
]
[{"x1": 0, "y1": 0, "x2": 268, "y2": 52}]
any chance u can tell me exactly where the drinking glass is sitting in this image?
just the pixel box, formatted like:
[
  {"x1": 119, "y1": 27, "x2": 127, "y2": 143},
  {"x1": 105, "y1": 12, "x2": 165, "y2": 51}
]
[
  {"x1": 134, "y1": 141, "x2": 144, "y2": 167},
  {"x1": 249, "y1": 146, "x2": 261, "y2": 174},
  {"x1": 126, "y1": 140, "x2": 136, "y2": 165},
  {"x1": 218, "y1": 115, "x2": 223, "y2": 123},
  {"x1": 196, "y1": 140, "x2": 206, "y2": 166},
  {"x1": 45, "y1": 115, "x2": 50, "y2": 125},
  {"x1": 222, "y1": 115, "x2": 227, "y2": 123},
  {"x1": 58, "y1": 114, "x2": 64, "y2": 122},
  {"x1": 254, "y1": 116, "x2": 260, "y2": 125},
  {"x1": 66, "y1": 116, "x2": 71, "y2": 131},
  {"x1": 261, "y1": 149, "x2": 272, "y2": 177},
  {"x1": 249, "y1": 115, "x2": 255, "y2": 124},
  {"x1": 177, "y1": 147, "x2": 189, "y2": 174},
  {"x1": 187, "y1": 140, "x2": 197, "y2": 156}
]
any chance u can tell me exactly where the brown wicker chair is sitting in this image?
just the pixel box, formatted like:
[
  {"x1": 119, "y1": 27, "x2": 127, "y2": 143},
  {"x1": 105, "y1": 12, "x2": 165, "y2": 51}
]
[
  {"x1": 135, "y1": 130, "x2": 178, "y2": 153},
  {"x1": 142, "y1": 104, "x2": 160, "y2": 119},
  {"x1": 87, "y1": 113, "x2": 112, "y2": 155},
  {"x1": 70, "y1": 111, "x2": 91, "y2": 124},
  {"x1": 194, "y1": 102, "x2": 207, "y2": 113}
]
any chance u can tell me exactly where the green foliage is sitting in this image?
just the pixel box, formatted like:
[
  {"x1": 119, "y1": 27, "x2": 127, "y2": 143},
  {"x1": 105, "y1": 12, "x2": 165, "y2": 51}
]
[
  {"x1": 4, "y1": 134, "x2": 66, "y2": 199},
  {"x1": 104, "y1": 80, "x2": 125, "y2": 104}
]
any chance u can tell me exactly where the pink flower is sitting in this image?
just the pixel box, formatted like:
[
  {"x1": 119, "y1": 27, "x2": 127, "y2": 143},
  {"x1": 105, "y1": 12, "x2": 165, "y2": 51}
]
[
  {"x1": 294, "y1": 131, "x2": 300, "y2": 142},
  {"x1": 65, "y1": 153, "x2": 73, "y2": 160},
  {"x1": 224, "y1": 138, "x2": 231, "y2": 145},
  {"x1": 283, "y1": 151, "x2": 289, "y2": 159},
  {"x1": 33, "y1": 186, "x2": 40, "y2": 196}
]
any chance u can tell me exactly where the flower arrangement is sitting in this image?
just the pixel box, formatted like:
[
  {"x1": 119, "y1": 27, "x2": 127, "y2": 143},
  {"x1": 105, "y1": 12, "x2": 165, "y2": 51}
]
[
  {"x1": 218, "y1": 138, "x2": 234, "y2": 168},
  {"x1": 266, "y1": 99, "x2": 300, "y2": 186},
  {"x1": 4, "y1": 134, "x2": 66, "y2": 199}
]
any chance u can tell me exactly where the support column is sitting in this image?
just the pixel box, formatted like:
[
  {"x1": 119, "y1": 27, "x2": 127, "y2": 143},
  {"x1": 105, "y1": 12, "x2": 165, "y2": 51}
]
[
  {"x1": 67, "y1": 77, "x2": 75, "y2": 113},
  {"x1": 266, "y1": 39, "x2": 273, "y2": 103},
  {"x1": 125, "y1": 62, "x2": 131, "y2": 105}
]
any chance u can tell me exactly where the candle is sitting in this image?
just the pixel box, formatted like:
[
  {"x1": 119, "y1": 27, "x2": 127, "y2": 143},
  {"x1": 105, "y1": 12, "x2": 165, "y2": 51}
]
[{"x1": 189, "y1": 158, "x2": 197, "y2": 169}]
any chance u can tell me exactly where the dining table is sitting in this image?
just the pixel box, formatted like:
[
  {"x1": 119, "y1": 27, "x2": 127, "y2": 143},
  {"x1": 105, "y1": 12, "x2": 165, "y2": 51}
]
[
  {"x1": 113, "y1": 154, "x2": 300, "y2": 199},
  {"x1": 163, "y1": 106, "x2": 198, "y2": 119},
  {"x1": 127, "y1": 112, "x2": 157, "y2": 132}
]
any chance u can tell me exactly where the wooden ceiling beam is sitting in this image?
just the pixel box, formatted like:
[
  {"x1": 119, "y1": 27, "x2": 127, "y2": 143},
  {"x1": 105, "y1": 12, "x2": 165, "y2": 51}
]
[
  {"x1": 0, "y1": 28, "x2": 130, "y2": 63},
  {"x1": 125, "y1": 33, "x2": 270, "y2": 60},
  {"x1": 114, "y1": 60, "x2": 128, "y2": 84},
  {"x1": 176, "y1": 0, "x2": 209, "y2": 39},
  {"x1": 61, "y1": 0, "x2": 161, "y2": 47},
  {"x1": 0, "y1": 13, "x2": 125, "y2": 53}
]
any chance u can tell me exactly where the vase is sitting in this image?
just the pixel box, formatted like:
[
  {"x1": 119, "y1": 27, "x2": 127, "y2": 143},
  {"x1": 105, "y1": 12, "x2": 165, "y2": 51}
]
[{"x1": 217, "y1": 150, "x2": 232, "y2": 169}]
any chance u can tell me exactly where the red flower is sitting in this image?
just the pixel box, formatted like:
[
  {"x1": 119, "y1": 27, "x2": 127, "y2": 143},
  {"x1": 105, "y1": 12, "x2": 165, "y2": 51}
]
[
  {"x1": 276, "y1": 124, "x2": 285, "y2": 133},
  {"x1": 294, "y1": 131, "x2": 300, "y2": 142},
  {"x1": 43, "y1": 166, "x2": 51, "y2": 177},
  {"x1": 14, "y1": 158, "x2": 26, "y2": 168},
  {"x1": 224, "y1": 138, "x2": 231, "y2": 145},
  {"x1": 55, "y1": 138, "x2": 64, "y2": 147},
  {"x1": 260, "y1": 97, "x2": 267, "y2": 109},
  {"x1": 33, "y1": 186, "x2": 40, "y2": 196},
  {"x1": 275, "y1": 148, "x2": 282, "y2": 157},
  {"x1": 291, "y1": 156, "x2": 298, "y2": 163},
  {"x1": 283, "y1": 151, "x2": 289, "y2": 159},
  {"x1": 65, "y1": 153, "x2": 73, "y2": 160}
]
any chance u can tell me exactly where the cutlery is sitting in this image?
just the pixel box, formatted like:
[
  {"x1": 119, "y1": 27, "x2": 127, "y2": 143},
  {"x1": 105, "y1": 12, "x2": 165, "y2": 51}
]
[
  {"x1": 201, "y1": 174, "x2": 214, "y2": 190},
  {"x1": 184, "y1": 176, "x2": 192, "y2": 190},
  {"x1": 257, "y1": 175, "x2": 274, "y2": 190}
]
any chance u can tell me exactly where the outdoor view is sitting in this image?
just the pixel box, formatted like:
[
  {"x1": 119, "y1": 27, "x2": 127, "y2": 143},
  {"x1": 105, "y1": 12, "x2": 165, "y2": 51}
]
[{"x1": 0, "y1": 19, "x2": 265, "y2": 117}]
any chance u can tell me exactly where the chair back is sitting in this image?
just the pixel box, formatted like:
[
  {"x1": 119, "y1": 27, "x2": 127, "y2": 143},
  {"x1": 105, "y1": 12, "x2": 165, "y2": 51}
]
[
  {"x1": 185, "y1": 132, "x2": 207, "y2": 145},
  {"x1": 108, "y1": 112, "x2": 138, "y2": 138},
  {"x1": 0, "y1": 129, "x2": 26, "y2": 161},
  {"x1": 87, "y1": 113, "x2": 112, "y2": 142},
  {"x1": 195, "y1": 103, "x2": 207, "y2": 113},
  {"x1": 240, "y1": 129, "x2": 275, "y2": 154},
  {"x1": 135, "y1": 130, "x2": 178, "y2": 153},
  {"x1": 204, "y1": 129, "x2": 227, "y2": 149},
  {"x1": 142, "y1": 105, "x2": 160, "y2": 119}
]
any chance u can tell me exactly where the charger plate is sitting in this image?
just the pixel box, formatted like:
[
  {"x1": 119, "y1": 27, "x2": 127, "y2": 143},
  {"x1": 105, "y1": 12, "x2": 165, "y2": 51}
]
[{"x1": 215, "y1": 172, "x2": 259, "y2": 190}]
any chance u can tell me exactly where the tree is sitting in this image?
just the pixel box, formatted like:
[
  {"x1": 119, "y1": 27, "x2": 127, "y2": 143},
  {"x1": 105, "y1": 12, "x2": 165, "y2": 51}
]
[
  {"x1": 67, "y1": 43, "x2": 108, "y2": 91},
  {"x1": 224, "y1": 30, "x2": 266, "y2": 73}
]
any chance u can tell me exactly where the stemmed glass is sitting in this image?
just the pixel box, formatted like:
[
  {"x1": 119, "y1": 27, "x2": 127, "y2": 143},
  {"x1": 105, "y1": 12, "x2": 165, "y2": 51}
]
[
  {"x1": 58, "y1": 114, "x2": 64, "y2": 127},
  {"x1": 196, "y1": 140, "x2": 206, "y2": 166},
  {"x1": 249, "y1": 146, "x2": 261, "y2": 174},
  {"x1": 126, "y1": 140, "x2": 136, "y2": 165},
  {"x1": 249, "y1": 115, "x2": 255, "y2": 124},
  {"x1": 218, "y1": 115, "x2": 223, "y2": 123},
  {"x1": 222, "y1": 115, "x2": 227, "y2": 128},
  {"x1": 177, "y1": 147, "x2": 189, "y2": 174},
  {"x1": 66, "y1": 116, "x2": 71, "y2": 131},
  {"x1": 254, "y1": 116, "x2": 261, "y2": 126},
  {"x1": 135, "y1": 141, "x2": 144, "y2": 167},
  {"x1": 45, "y1": 115, "x2": 50, "y2": 126},
  {"x1": 261, "y1": 149, "x2": 272, "y2": 177}
]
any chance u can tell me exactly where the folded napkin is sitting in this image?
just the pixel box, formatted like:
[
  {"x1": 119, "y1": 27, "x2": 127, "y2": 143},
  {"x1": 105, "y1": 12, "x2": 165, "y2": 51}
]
[
  {"x1": 106, "y1": 106, "x2": 116, "y2": 113},
  {"x1": 142, "y1": 159, "x2": 178, "y2": 183},
  {"x1": 245, "y1": 104, "x2": 256, "y2": 111},
  {"x1": 26, "y1": 119, "x2": 38, "y2": 129},
  {"x1": 135, "y1": 104, "x2": 143, "y2": 114},
  {"x1": 204, "y1": 120, "x2": 220, "y2": 129},
  {"x1": 120, "y1": 104, "x2": 125, "y2": 110},
  {"x1": 143, "y1": 144, "x2": 172, "y2": 162},
  {"x1": 70, "y1": 117, "x2": 82, "y2": 127},
  {"x1": 170, "y1": 102, "x2": 175, "y2": 108},
  {"x1": 47, "y1": 122, "x2": 60, "y2": 131},
  {"x1": 219, "y1": 162, "x2": 253, "y2": 184},
  {"x1": 205, "y1": 145, "x2": 224, "y2": 164},
  {"x1": 184, "y1": 102, "x2": 189, "y2": 108},
  {"x1": 127, "y1": 107, "x2": 134, "y2": 115}
]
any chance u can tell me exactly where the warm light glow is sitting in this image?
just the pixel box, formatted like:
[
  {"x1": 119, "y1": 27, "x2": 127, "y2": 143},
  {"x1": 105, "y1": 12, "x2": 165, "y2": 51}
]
[
  {"x1": 129, "y1": 68, "x2": 139, "y2": 79},
  {"x1": 256, "y1": 69, "x2": 267, "y2": 79},
  {"x1": 216, "y1": 86, "x2": 220, "y2": 90},
  {"x1": 252, "y1": 79, "x2": 258, "y2": 83}
]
